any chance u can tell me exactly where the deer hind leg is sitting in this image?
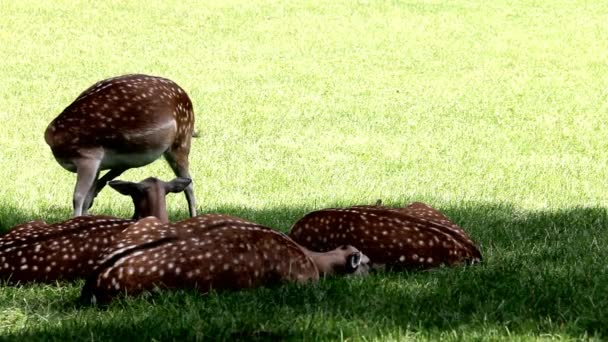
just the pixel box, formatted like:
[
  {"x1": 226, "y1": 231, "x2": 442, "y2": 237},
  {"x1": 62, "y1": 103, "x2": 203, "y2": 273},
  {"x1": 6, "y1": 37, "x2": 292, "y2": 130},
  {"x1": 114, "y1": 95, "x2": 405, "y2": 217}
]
[
  {"x1": 164, "y1": 148, "x2": 197, "y2": 217},
  {"x1": 73, "y1": 157, "x2": 102, "y2": 216}
]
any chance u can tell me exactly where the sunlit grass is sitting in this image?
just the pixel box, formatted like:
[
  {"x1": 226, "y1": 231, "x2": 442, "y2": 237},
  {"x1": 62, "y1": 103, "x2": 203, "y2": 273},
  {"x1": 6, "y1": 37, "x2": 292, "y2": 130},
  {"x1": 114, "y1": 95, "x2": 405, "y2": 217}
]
[{"x1": 0, "y1": 0, "x2": 607, "y2": 340}]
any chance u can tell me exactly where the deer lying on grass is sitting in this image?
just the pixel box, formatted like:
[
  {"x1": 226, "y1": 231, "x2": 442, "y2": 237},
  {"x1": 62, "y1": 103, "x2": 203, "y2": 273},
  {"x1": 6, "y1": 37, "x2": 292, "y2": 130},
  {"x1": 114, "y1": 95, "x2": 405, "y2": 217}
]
[
  {"x1": 81, "y1": 214, "x2": 370, "y2": 304},
  {"x1": 0, "y1": 177, "x2": 190, "y2": 284},
  {"x1": 288, "y1": 202, "x2": 481, "y2": 270},
  {"x1": 44, "y1": 74, "x2": 197, "y2": 217}
]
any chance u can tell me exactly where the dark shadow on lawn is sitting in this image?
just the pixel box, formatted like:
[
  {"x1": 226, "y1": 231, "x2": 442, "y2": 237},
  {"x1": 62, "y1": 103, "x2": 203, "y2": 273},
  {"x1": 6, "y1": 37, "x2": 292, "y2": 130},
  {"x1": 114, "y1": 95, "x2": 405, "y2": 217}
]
[{"x1": 1, "y1": 201, "x2": 607, "y2": 340}]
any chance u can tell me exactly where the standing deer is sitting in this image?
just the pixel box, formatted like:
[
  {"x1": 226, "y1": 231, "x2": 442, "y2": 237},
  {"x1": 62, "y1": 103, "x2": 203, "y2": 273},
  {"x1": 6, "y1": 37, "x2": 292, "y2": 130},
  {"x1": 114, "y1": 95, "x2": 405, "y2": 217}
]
[
  {"x1": 81, "y1": 214, "x2": 370, "y2": 304},
  {"x1": 44, "y1": 74, "x2": 197, "y2": 217},
  {"x1": 288, "y1": 202, "x2": 481, "y2": 270},
  {"x1": 0, "y1": 177, "x2": 190, "y2": 284}
]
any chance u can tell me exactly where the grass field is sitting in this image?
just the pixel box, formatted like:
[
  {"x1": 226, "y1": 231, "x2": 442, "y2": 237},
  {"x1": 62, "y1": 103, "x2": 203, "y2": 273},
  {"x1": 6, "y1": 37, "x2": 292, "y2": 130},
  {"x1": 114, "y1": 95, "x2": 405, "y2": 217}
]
[{"x1": 1, "y1": 0, "x2": 607, "y2": 340}]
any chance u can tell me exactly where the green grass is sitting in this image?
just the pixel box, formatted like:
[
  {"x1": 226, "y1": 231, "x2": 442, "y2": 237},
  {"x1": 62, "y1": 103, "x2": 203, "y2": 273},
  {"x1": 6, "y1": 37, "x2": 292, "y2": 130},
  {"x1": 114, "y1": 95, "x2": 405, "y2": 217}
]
[{"x1": 1, "y1": 0, "x2": 607, "y2": 340}]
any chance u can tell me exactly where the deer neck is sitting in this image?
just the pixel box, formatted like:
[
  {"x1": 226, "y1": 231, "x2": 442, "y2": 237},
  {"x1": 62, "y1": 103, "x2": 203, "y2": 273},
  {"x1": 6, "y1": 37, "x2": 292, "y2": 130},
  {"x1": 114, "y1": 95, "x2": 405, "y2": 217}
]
[{"x1": 132, "y1": 196, "x2": 169, "y2": 224}]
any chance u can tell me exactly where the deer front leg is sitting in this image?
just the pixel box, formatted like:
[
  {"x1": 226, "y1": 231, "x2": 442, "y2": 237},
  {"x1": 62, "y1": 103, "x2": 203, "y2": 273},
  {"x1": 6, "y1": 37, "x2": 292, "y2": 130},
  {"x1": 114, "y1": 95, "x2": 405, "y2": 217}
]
[
  {"x1": 73, "y1": 158, "x2": 102, "y2": 216},
  {"x1": 84, "y1": 168, "x2": 127, "y2": 210}
]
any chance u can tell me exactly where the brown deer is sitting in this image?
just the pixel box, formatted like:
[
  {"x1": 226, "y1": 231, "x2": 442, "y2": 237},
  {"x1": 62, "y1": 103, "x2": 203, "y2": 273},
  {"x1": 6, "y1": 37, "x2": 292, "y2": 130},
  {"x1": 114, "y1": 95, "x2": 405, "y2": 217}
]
[
  {"x1": 0, "y1": 177, "x2": 190, "y2": 284},
  {"x1": 355, "y1": 201, "x2": 472, "y2": 243},
  {"x1": 288, "y1": 202, "x2": 481, "y2": 271},
  {"x1": 81, "y1": 215, "x2": 370, "y2": 304},
  {"x1": 108, "y1": 176, "x2": 192, "y2": 223},
  {"x1": 44, "y1": 74, "x2": 197, "y2": 217}
]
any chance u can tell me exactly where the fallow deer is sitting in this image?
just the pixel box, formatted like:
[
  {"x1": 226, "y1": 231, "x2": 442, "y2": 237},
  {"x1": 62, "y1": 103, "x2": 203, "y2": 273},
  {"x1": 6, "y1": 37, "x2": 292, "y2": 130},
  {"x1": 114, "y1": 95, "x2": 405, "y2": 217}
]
[
  {"x1": 81, "y1": 215, "x2": 370, "y2": 304},
  {"x1": 0, "y1": 177, "x2": 190, "y2": 284},
  {"x1": 288, "y1": 202, "x2": 481, "y2": 270},
  {"x1": 355, "y1": 201, "x2": 473, "y2": 244},
  {"x1": 44, "y1": 74, "x2": 197, "y2": 217}
]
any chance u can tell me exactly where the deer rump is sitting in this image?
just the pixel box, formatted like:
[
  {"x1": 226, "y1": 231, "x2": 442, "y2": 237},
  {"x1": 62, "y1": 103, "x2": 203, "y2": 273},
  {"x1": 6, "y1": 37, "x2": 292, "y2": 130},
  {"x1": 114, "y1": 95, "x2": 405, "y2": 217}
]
[
  {"x1": 288, "y1": 203, "x2": 482, "y2": 270},
  {"x1": 81, "y1": 217, "x2": 319, "y2": 304},
  {"x1": 0, "y1": 216, "x2": 134, "y2": 284}
]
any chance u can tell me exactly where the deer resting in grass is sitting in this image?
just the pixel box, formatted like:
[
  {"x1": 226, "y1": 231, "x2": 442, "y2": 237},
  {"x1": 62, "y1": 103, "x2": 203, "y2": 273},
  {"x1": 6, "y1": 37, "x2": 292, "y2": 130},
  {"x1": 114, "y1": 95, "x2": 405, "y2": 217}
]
[
  {"x1": 0, "y1": 177, "x2": 190, "y2": 284},
  {"x1": 81, "y1": 214, "x2": 370, "y2": 304},
  {"x1": 44, "y1": 74, "x2": 197, "y2": 217},
  {"x1": 288, "y1": 202, "x2": 482, "y2": 270}
]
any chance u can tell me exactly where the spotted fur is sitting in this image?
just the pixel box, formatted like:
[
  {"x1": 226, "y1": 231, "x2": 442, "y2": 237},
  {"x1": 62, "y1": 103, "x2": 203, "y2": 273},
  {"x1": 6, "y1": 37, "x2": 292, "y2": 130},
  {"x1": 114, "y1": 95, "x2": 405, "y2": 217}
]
[
  {"x1": 0, "y1": 177, "x2": 190, "y2": 284},
  {"x1": 288, "y1": 202, "x2": 482, "y2": 270},
  {"x1": 45, "y1": 74, "x2": 197, "y2": 217},
  {"x1": 82, "y1": 215, "x2": 369, "y2": 304},
  {"x1": 0, "y1": 216, "x2": 134, "y2": 284}
]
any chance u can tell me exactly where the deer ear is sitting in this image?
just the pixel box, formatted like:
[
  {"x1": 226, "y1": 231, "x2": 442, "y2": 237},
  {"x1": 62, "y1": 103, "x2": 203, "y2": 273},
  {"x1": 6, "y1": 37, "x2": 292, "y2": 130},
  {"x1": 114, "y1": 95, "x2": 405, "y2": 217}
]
[
  {"x1": 108, "y1": 180, "x2": 138, "y2": 195},
  {"x1": 346, "y1": 252, "x2": 362, "y2": 273},
  {"x1": 165, "y1": 177, "x2": 191, "y2": 193}
]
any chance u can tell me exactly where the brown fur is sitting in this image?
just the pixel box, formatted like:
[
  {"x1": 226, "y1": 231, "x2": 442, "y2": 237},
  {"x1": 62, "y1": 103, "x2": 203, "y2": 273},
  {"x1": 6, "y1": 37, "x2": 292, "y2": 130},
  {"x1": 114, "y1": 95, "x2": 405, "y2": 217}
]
[
  {"x1": 82, "y1": 215, "x2": 369, "y2": 304},
  {"x1": 288, "y1": 202, "x2": 481, "y2": 270},
  {"x1": 0, "y1": 216, "x2": 134, "y2": 284},
  {"x1": 0, "y1": 177, "x2": 189, "y2": 284},
  {"x1": 44, "y1": 74, "x2": 197, "y2": 217}
]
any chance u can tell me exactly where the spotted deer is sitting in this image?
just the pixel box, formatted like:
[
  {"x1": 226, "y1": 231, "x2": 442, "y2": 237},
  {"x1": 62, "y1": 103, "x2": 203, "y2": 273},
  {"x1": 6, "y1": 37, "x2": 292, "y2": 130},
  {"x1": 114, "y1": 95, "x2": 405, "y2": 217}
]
[
  {"x1": 81, "y1": 215, "x2": 370, "y2": 304},
  {"x1": 44, "y1": 74, "x2": 197, "y2": 217},
  {"x1": 0, "y1": 177, "x2": 190, "y2": 284},
  {"x1": 288, "y1": 202, "x2": 481, "y2": 270},
  {"x1": 355, "y1": 201, "x2": 469, "y2": 239}
]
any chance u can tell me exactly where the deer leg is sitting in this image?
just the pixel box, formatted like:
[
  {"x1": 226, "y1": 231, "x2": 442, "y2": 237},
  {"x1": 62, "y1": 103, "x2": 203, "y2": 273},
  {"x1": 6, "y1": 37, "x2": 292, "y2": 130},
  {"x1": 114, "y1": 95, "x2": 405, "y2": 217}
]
[
  {"x1": 164, "y1": 150, "x2": 197, "y2": 217},
  {"x1": 72, "y1": 158, "x2": 102, "y2": 216},
  {"x1": 82, "y1": 169, "x2": 100, "y2": 211},
  {"x1": 84, "y1": 168, "x2": 127, "y2": 210}
]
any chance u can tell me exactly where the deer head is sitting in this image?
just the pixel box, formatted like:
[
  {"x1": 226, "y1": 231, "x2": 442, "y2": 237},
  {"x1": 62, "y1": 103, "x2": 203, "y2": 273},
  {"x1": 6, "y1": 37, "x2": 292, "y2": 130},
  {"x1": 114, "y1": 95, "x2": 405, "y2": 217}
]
[
  {"x1": 108, "y1": 177, "x2": 192, "y2": 223},
  {"x1": 301, "y1": 244, "x2": 370, "y2": 276},
  {"x1": 0, "y1": 177, "x2": 189, "y2": 284},
  {"x1": 81, "y1": 215, "x2": 369, "y2": 304},
  {"x1": 44, "y1": 74, "x2": 197, "y2": 218},
  {"x1": 288, "y1": 202, "x2": 481, "y2": 270}
]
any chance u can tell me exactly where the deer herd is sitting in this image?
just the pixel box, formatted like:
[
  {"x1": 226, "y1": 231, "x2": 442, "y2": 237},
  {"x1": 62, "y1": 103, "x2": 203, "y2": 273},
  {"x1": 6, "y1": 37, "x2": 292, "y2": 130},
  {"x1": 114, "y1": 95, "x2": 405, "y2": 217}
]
[{"x1": 2, "y1": 74, "x2": 482, "y2": 304}]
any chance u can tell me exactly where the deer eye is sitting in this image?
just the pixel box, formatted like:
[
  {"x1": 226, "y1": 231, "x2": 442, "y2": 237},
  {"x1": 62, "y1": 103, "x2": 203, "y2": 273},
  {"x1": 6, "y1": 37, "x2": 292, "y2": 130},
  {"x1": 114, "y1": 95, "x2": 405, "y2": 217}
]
[
  {"x1": 345, "y1": 252, "x2": 361, "y2": 273},
  {"x1": 350, "y1": 252, "x2": 361, "y2": 267}
]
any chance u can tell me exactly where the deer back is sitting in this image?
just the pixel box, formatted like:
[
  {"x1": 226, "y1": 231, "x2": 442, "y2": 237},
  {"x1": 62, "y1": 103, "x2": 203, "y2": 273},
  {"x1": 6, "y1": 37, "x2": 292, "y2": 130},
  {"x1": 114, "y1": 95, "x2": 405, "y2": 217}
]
[
  {"x1": 82, "y1": 215, "x2": 318, "y2": 304},
  {"x1": 0, "y1": 216, "x2": 134, "y2": 283},
  {"x1": 45, "y1": 74, "x2": 194, "y2": 158},
  {"x1": 288, "y1": 204, "x2": 481, "y2": 270},
  {"x1": 354, "y1": 202, "x2": 477, "y2": 248}
]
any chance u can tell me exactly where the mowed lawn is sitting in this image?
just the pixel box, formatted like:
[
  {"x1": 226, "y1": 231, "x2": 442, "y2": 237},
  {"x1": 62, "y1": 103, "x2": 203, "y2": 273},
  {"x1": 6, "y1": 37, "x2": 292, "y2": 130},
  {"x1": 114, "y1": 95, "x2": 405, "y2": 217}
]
[{"x1": 1, "y1": 0, "x2": 607, "y2": 340}]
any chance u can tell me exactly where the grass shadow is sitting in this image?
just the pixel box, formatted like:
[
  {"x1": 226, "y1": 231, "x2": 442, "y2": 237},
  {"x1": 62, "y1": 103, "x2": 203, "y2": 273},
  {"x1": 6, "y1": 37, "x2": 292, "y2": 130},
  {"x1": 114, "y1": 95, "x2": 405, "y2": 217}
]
[{"x1": 0, "y1": 202, "x2": 606, "y2": 340}]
